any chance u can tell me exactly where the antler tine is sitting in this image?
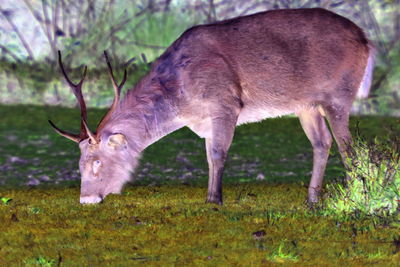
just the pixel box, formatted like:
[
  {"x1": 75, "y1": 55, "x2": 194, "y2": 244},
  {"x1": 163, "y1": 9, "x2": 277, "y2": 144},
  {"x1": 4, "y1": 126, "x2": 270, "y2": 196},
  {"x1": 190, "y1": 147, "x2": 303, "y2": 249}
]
[
  {"x1": 82, "y1": 120, "x2": 97, "y2": 144},
  {"x1": 48, "y1": 120, "x2": 81, "y2": 143},
  {"x1": 57, "y1": 50, "x2": 91, "y2": 141},
  {"x1": 58, "y1": 51, "x2": 87, "y2": 88},
  {"x1": 96, "y1": 51, "x2": 127, "y2": 132},
  {"x1": 58, "y1": 51, "x2": 88, "y2": 123},
  {"x1": 104, "y1": 50, "x2": 127, "y2": 104}
]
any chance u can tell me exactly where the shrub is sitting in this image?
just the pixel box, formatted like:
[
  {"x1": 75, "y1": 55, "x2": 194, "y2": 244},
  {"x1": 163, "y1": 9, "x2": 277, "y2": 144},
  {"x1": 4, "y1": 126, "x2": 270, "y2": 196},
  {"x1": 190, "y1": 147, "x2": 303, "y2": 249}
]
[{"x1": 325, "y1": 136, "x2": 399, "y2": 216}]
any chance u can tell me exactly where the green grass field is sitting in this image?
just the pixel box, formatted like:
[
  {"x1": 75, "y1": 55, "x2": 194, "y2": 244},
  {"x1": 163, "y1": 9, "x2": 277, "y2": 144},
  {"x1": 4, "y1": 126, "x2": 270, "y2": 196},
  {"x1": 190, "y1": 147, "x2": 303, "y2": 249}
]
[{"x1": 0, "y1": 105, "x2": 399, "y2": 265}]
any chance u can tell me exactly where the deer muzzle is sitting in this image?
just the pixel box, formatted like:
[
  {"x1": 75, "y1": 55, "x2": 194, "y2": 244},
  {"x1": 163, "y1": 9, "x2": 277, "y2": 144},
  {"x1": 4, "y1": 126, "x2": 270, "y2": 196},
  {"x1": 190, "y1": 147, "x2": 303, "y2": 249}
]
[{"x1": 80, "y1": 195, "x2": 103, "y2": 204}]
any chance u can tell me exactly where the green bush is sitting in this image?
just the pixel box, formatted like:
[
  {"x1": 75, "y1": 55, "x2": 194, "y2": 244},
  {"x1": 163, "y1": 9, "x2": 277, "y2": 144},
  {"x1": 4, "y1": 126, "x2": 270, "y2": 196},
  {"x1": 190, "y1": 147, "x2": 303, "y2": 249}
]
[{"x1": 325, "y1": 137, "x2": 400, "y2": 216}]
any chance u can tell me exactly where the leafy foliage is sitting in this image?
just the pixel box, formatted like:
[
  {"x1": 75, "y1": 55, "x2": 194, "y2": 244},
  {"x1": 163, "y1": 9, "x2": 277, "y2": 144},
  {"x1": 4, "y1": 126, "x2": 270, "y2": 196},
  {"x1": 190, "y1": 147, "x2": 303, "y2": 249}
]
[
  {"x1": 325, "y1": 136, "x2": 400, "y2": 216},
  {"x1": 1, "y1": 197, "x2": 12, "y2": 204},
  {"x1": 24, "y1": 256, "x2": 56, "y2": 267}
]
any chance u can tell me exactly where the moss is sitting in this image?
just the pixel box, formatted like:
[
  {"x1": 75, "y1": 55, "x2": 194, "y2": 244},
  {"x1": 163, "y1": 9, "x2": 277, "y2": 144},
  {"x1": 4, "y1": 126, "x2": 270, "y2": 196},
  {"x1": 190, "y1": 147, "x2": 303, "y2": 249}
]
[{"x1": 0, "y1": 185, "x2": 399, "y2": 265}]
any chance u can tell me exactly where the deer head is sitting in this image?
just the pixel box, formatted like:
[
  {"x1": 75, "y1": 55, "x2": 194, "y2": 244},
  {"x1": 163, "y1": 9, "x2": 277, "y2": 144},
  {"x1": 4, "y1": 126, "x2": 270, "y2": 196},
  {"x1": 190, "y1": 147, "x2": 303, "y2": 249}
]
[{"x1": 49, "y1": 51, "x2": 136, "y2": 204}]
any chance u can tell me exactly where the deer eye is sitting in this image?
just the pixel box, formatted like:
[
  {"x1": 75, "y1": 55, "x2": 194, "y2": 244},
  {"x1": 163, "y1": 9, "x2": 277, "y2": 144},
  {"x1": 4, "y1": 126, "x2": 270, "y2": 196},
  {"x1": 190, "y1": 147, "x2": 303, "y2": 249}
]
[{"x1": 92, "y1": 160, "x2": 101, "y2": 175}]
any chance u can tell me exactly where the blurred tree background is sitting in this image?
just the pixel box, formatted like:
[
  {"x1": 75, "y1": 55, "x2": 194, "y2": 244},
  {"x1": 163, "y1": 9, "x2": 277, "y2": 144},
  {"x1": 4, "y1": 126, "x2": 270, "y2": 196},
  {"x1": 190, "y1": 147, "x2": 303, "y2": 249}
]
[{"x1": 0, "y1": 0, "x2": 399, "y2": 115}]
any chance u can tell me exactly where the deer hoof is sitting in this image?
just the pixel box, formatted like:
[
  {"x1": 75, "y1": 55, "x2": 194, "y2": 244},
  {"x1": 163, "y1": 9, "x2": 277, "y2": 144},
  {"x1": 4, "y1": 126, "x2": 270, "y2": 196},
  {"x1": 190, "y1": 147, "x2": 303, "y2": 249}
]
[
  {"x1": 206, "y1": 194, "x2": 223, "y2": 205},
  {"x1": 308, "y1": 187, "x2": 321, "y2": 203}
]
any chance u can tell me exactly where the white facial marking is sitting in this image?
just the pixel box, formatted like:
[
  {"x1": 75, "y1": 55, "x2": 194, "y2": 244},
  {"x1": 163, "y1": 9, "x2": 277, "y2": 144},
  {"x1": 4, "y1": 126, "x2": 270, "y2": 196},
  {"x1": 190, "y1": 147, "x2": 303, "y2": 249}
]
[{"x1": 93, "y1": 160, "x2": 101, "y2": 175}]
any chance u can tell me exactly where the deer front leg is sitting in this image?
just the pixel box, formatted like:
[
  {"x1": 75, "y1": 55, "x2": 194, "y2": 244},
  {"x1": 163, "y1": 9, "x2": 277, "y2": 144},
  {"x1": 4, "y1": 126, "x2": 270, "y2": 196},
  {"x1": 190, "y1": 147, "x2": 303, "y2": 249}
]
[{"x1": 205, "y1": 117, "x2": 237, "y2": 205}]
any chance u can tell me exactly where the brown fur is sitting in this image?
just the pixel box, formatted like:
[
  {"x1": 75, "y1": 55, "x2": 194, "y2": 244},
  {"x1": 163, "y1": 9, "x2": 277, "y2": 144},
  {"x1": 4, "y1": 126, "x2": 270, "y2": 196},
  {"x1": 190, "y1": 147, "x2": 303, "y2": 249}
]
[{"x1": 53, "y1": 8, "x2": 374, "y2": 204}]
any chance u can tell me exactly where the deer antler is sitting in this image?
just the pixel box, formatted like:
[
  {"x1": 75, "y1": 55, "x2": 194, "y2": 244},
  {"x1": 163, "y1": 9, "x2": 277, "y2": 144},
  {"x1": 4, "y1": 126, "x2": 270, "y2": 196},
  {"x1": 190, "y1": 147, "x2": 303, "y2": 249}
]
[
  {"x1": 49, "y1": 51, "x2": 96, "y2": 144},
  {"x1": 48, "y1": 119, "x2": 81, "y2": 143},
  {"x1": 96, "y1": 51, "x2": 127, "y2": 133},
  {"x1": 49, "y1": 51, "x2": 126, "y2": 143}
]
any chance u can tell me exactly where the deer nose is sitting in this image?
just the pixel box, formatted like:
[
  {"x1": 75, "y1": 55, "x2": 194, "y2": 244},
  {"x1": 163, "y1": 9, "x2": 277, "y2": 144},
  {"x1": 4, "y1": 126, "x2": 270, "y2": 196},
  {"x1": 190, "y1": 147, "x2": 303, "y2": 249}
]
[{"x1": 80, "y1": 195, "x2": 103, "y2": 204}]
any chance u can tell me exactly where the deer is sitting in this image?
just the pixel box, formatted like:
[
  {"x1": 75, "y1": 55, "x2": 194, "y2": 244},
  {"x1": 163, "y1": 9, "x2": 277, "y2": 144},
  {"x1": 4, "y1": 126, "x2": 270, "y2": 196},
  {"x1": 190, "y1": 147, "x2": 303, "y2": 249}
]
[{"x1": 49, "y1": 8, "x2": 375, "y2": 205}]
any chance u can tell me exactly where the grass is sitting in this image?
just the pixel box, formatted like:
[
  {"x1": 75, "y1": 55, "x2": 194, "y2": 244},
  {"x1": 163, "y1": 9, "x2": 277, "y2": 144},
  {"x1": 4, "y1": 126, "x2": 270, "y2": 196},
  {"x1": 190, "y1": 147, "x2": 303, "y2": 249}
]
[
  {"x1": 265, "y1": 242, "x2": 299, "y2": 262},
  {"x1": 1, "y1": 185, "x2": 400, "y2": 265},
  {"x1": 0, "y1": 104, "x2": 400, "y2": 265}
]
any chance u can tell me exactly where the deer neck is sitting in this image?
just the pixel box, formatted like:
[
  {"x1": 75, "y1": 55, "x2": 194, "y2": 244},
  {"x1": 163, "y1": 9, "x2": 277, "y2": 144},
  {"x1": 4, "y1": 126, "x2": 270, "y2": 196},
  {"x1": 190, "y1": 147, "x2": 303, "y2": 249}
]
[{"x1": 107, "y1": 77, "x2": 184, "y2": 152}]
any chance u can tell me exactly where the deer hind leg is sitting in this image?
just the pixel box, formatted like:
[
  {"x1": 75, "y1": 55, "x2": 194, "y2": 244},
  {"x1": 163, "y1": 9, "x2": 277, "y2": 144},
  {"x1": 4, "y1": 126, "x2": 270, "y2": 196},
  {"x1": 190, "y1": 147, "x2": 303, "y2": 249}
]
[
  {"x1": 323, "y1": 103, "x2": 353, "y2": 171},
  {"x1": 205, "y1": 112, "x2": 238, "y2": 205},
  {"x1": 297, "y1": 107, "x2": 333, "y2": 203}
]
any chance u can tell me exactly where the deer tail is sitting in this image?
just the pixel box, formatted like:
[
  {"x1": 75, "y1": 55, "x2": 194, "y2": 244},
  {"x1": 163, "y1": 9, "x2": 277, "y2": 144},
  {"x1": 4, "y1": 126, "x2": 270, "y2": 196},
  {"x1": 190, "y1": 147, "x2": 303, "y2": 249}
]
[{"x1": 357, "y1": 41, "x2": 376, "y2": 99}]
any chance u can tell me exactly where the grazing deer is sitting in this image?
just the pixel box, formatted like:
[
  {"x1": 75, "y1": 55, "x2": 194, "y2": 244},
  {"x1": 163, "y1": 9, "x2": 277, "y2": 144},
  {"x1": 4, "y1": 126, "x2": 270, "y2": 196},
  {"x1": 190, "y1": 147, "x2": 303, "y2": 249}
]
[{"x1": 49, "y1": 8, "x2": 374, "y2": 204}]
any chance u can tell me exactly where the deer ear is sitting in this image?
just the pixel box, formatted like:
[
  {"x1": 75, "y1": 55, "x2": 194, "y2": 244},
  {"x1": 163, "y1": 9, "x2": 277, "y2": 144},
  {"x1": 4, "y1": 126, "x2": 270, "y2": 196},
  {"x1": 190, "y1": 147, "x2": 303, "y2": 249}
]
[{"x1": 107, "y1": 133, "x2": 127, "y2": 150}]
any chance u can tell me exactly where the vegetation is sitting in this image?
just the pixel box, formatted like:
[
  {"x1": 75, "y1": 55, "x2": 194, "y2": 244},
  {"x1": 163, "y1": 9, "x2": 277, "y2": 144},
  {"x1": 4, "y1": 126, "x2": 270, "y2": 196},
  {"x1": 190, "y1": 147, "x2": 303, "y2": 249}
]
[
  {"x1": 325, "y1": 136, "x2": 400, "y2": 216},
  {"x1": 1, "y1": 184, "x2": 400, "y2": 265},
  {"x1": 0, "y1": 105, "x2": 399, "y2": 265}
]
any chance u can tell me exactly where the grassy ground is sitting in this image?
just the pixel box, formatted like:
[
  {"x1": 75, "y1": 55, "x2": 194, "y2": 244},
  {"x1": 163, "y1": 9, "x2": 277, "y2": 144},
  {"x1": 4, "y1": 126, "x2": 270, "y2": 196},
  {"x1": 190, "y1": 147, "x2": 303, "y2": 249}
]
[{"x1": 0, "y1": 105, "x2": 399, "y2": 265}]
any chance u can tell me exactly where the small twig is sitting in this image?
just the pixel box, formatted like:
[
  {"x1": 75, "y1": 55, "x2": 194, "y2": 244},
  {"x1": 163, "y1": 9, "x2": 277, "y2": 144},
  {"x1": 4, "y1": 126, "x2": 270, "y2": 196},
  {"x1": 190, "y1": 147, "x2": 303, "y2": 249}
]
[
  {"x1": 141, "y1": 53, "x2": 147, "y2": 64},
  {"x1": 123, "y1": 56, "x2": 137, "y2": 68},
  {"x1": 60, "y1": 0, "x2": 67, "y2": 34},
  {"x1": 57, "y1": 251, "x2": 63, "y2": 267},
  {"x1": 0, "y1": 8, "x2": 34, "y2": 60},
  {"x1": 239, "y1": 3, "x2": 265, "y2": 16},
  {"x1": 41, "y1": 0, "x2": 57, "y2": 59},
  {"x1": 0, "y1": 45, "x2": 22, "y2": 62},
  {"x1": 127, "y1": 41, "x2": 167, "y2": 50},
  {"x1": 52, "y1": 0, "x2": 61, "y2": 49},
  {"x1": 108, "y1": 15, "x2": 137, "y2": 37}
]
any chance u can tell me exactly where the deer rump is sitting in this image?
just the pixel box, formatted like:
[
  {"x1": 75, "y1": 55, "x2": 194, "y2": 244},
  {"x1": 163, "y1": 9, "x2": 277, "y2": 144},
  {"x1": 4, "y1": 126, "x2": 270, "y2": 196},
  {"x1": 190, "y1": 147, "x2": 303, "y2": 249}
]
[{"x1": 50, "y1": 8, "x2": 374, "y2": 205}]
